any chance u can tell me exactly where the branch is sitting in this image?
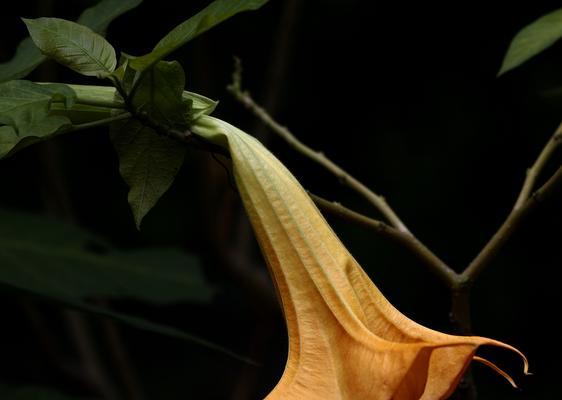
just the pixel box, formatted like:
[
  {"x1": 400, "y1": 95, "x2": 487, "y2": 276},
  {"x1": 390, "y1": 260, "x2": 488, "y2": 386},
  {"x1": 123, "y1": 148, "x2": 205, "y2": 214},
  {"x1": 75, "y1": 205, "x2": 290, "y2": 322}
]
[
  {"x1": 309, "y1": 193, "x2": 459, "y2": 286},
  {"x1": 228, "y1": 59, "x2": 410, "y2": 234},
  {"x1": 69, "y1": 112, "x2": 132, "y2": 133},
  {"x1": 514, "y1": 122, "x2": 562, "y2": 210},
  {"x1": 462, "y1": 165, "x2": 562, "y2": 282}
]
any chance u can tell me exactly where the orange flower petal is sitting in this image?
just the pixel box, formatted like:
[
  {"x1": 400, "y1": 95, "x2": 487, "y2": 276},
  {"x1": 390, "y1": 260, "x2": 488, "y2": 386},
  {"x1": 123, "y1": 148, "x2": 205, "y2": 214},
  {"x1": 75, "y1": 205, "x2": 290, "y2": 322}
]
[{"x1": 193, "y1": 116, "x2": 528, "y2": 399}]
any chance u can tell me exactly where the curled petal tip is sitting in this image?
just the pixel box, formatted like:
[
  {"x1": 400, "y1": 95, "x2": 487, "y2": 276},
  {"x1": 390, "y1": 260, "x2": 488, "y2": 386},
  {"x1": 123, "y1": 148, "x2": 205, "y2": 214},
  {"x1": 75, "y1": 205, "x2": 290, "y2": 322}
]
[
  {"x1": 474, "y1": 356, "x2": 518, "y2": 388},
  {"x1": 484, "y1": 338, "x2": 529, "y2": 376}
]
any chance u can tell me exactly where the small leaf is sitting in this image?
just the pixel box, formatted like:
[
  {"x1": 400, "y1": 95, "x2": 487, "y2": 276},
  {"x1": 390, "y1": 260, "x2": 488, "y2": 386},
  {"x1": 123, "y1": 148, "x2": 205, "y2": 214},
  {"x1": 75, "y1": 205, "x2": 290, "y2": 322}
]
[
  {"x1": 131, "y1": 0, "x2": 269, "y2": 70},
  {"x1": 184, "y1": 90, "x2": 218, "y2": 120},
  {"x1": 23, "y1": 17, "x2": 117, "y2": 78},
  {"x1": 0, "y1": 80, "x2": 75, "y2": 158},
  {"x1": 131, "y1": 61, "x2": 189, "y2": 128},
  {"x1": 499, "y1": 8, "x2": 562, "y2": 76},
  {"x1": 111, "y1": 119, "x2": 186, "y2": 228},
  {"x1": 112, "y1": 53, "x2": 137, "y2": 90},
  {"x1": 0, "y1": 0, "x2": 142, "y2": 83},
  {"x1": 111, "y1": 61, "x2": 189, "y2": 228}
]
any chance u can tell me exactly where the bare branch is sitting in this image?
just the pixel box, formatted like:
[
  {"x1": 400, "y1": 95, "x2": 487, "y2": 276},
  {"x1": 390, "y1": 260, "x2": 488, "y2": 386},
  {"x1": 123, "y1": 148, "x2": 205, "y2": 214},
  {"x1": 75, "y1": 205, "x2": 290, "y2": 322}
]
[
  {"x1": 309, "y1": 193, "x2": 459, "y2": 286},
  {"x1": 514, "y1": 122, "x2": 562, "y2": 210},
  {"x1": 462, "y1": 165, "x2": 562, "y2": 282}
]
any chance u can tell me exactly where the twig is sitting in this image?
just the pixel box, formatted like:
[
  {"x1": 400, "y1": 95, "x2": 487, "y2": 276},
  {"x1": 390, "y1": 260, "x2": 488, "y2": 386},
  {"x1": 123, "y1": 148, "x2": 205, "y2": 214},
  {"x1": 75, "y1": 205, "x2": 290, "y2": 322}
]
[
  {"x1": 462, "y1": 165, "x2": 562, "y2": 282},
  {"x1": 53, "y1": 97, "x2": 126, "y2": 109},
  {"x1": 227, "y1": 59, "x2": 411, "y2": 234},
  {"x1": 309, "y1": 193, "x2": 459, "y2": 286},
  {"x1": 70, "y1": 112, "x2": 132, "y2": 132},
  {"x1": 514, "y1": 123, "x2": 562, "y2": 210}
]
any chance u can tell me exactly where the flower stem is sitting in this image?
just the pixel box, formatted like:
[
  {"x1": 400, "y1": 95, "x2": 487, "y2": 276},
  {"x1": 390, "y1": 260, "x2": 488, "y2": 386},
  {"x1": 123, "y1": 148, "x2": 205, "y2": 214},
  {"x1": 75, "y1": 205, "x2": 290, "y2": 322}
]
[{"x1": 69, "y1": 112, "x2": 132, "y2": 132}]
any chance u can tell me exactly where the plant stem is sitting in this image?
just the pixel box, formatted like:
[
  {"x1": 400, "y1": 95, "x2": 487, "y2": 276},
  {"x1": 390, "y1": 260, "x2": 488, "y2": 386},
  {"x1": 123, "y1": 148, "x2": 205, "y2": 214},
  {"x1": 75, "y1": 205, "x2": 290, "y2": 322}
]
[
  {"x1": 449, "y1": 284, "x2": 477, "y2": 400},
  {"x1": 309, "y1": 193, "x2": 458, "y2": 286},
  {"x1": 514, "y1": 123, "x2": 562, "y2": 210},
  {"x1": 451, "y1": 123, "x2": 560, "y2": 399},
  {"x1": 69, "y1": 112, "x2": 132, "y2": 132},
  {"x1": 462, "y1": 165, "x2": 562, "y2": 282},
  {"x1": 52, "y1": 98, "x2": 123, "y2": 109},
  {"x1": 450, "y1": 283, "x2": 472, "y2": 334},
  {"x1": 41, "y1": 82, "x2": 125, "y2": 109},
  {"x1": 76, "y1": 97, "x2": 125, "y2": 109},
  {"x1": 228, "y1": 60, "x2": 410, "y2": 234}
]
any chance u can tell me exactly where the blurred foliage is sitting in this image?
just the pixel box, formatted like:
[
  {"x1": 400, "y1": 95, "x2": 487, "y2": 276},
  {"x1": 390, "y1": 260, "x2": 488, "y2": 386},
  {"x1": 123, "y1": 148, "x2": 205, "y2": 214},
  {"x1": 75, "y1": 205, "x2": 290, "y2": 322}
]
[{"x1": 0, "y1": 208, "x2": 213, "y2": 304}]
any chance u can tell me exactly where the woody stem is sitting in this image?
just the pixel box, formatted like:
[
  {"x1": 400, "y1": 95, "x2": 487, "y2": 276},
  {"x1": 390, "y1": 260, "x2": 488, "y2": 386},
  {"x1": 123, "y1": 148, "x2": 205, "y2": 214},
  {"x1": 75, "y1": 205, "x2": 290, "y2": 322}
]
[{"x1": 450, "y1": 284, "x2": 477, "y2": 400}]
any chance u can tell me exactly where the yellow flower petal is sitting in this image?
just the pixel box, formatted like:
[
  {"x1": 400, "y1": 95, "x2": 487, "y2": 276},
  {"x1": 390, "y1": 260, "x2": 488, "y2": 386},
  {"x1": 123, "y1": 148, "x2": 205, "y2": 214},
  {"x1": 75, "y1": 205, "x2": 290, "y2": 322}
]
[{"x1": 193, "y1": 116, "x2": 528, "y2": 399}]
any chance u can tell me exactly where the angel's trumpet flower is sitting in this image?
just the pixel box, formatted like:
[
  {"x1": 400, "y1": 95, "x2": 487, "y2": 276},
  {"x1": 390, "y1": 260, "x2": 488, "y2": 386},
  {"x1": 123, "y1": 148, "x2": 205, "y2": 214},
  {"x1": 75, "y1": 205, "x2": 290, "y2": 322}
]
[{"x1": 192, "y1": 115, "x2": 528, "y2": 400}]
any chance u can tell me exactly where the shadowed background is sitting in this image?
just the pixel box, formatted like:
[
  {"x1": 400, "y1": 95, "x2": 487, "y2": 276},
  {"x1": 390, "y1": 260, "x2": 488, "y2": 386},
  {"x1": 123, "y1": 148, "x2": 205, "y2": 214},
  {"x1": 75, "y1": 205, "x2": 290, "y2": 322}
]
[{"x1": 0, "y1": 0, "x2": 561, "y2": 399}]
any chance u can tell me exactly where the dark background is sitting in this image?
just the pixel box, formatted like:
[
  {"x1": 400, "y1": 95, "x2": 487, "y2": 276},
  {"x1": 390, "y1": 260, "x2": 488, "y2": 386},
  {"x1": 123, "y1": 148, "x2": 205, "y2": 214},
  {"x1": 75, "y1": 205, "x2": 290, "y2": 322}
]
[{"x1": 1, "y1": 0, "x2": 561, "y2": 399}]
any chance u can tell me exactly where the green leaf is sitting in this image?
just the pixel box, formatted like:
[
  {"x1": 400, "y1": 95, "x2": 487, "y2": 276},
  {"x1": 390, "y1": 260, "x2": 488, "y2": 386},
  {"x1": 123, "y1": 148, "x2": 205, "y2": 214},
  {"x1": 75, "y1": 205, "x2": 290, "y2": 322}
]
[
  {"x1": 23, "y1": 17, "x2": 117, "y2": 78},
  {"x1": 0, "y1": 0, "x2": 142, "y2": 83},
  {"x1": 499, "y1": 8, "x2": 562, "y2": 76},
  {"x1": 112, "y1": 53, "x2": 137, "y2": 90},
  {"x1": 131, "y1": 61, "x2": 190, "y2": 128},
  {"x1": 0, "y1": 80, "x2": 75, "y2": 159},
  {"x1": 111, "y1": 119, "x2": 186, "y2": 228},
  {"x1": 184, "y1": 90, "x2": 218, "y2": 120},
  {"x1": 110, "y1": 61, "x2": 189, "y2": 228},
  {"x1": 131, "y1": 0, "x2": 269, "y2": 70},
  {"x1": 0, "y1": 208, "x2": 212, "y2": 303}
]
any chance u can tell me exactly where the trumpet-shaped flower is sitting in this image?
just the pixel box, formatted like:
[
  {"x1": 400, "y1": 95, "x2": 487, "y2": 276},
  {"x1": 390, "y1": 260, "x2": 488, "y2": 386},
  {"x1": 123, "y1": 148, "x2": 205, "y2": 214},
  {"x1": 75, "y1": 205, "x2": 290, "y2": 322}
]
[{"x1": 192, "y1": 115, "x2": 528, "y2": 400}]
